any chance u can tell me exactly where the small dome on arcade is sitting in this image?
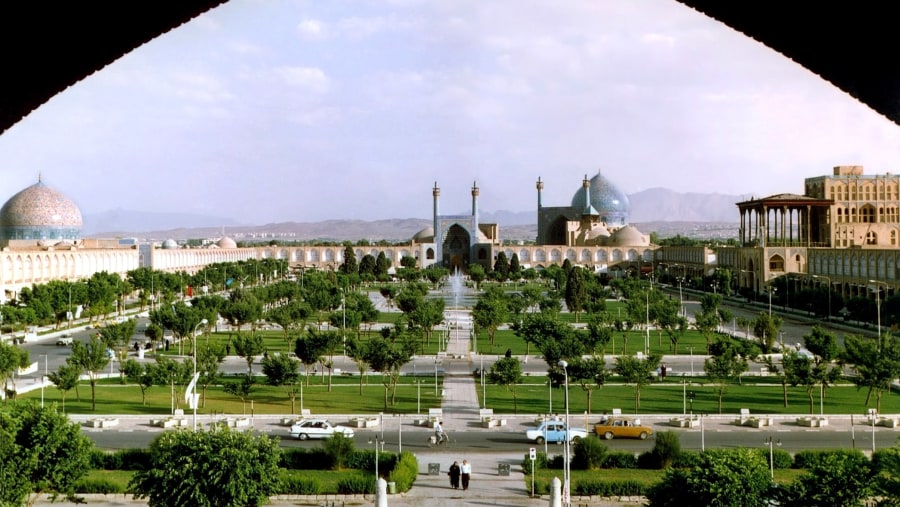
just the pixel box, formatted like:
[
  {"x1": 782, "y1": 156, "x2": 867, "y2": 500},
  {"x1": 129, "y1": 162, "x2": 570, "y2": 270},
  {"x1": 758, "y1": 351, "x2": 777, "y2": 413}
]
[
  {"x1": 161, "y1": 238, "x2": 179, "y2": 249},
  {"x1": 412, "y1": 226, "x2": 434, "y2": 243},
  {"x1": 608, "y1": 225, "x2": 649, "y2": 246},
  {"x1": 0, "y1": 177, "x2": 83, "y2": 242},
  {"x1": 216, "y1": 236, "x2": 237, "y2": 249}
]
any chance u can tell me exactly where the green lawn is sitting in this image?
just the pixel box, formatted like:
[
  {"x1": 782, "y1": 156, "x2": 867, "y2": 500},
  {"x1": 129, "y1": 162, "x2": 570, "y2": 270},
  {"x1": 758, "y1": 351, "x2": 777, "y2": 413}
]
[
  {"x1": 474, "y1": 326, "x2": 716, "y2": 356},
  {"x1": 478, "y1": 376, "x2": 900, "y2": 416},
  {"x1": 22, "y1": 371, "x2": 898, "y2": 417}
]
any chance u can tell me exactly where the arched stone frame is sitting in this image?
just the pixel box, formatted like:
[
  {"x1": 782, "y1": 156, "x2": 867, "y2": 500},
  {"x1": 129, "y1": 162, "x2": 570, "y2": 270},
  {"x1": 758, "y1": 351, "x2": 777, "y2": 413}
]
[
  {"x1": 35, "y1": 254, "x2": 44, "y2": 281},
  {"x1": 580, "y1": 249, "x2": 591, "y2": 262},
  {"x1": 626, "y1": 249, "x2": 640, "y2": 261},
  {"x1": 550, "y1": 249, "x2": 562, "y2": 262},
  {"x1": 641, "y1": 249, "x2": 654, "y2": 262},
  {"x1": 354, "y1": 248, "x2": 365, "y2": 260},
  {"x1": 15, "y1": 255, "x2": 25, "y2": 283},
  {"x1": 564, "y1": 249, "x2": 576, "y2": 262},
  {"x1": 426, "y1": 247, "x2": 435, "y2": 260},
  {"x1": 323, "y1": 249, "x2": 335, "y2": 262},
  {"x1": 546, "y1": 215, "x2": 570, "y2": 245},
  {"x1": 595, "y1": 249, "x2": 608, "y2": 262},
  {"x1": 768, "y1": 253, "x2": 785, "y2": 272},
  {"x1": 611, "y1": 249, "x2": 623, "y2": 262},
  {"x1": 518, "y1": 249, "x2": 531, "y2": 262},
  {"x1": 477, "y1": 247, "x2": 488, "y2": 260},
  {"x1": 2, "y1": 254, "x2": 12, "y2": 283},
  {"x1": 534, "y1": 249, "x2": 547, "y2": 263},
  {"x1": 309, "y1": 249, "x2": 320, "y2": 262}
]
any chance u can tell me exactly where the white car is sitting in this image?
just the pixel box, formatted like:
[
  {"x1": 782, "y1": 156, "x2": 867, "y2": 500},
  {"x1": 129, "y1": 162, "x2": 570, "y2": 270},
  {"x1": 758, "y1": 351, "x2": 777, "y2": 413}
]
[
  {"x1": 525, "y1": 421, "x2": 588, "y2": 444},
  {"x1": 289, "y1": 419, "x2": 355, "y2": 440},
  {"x1": 55, "y1": 335, "x2": 73, "y2": 346}
]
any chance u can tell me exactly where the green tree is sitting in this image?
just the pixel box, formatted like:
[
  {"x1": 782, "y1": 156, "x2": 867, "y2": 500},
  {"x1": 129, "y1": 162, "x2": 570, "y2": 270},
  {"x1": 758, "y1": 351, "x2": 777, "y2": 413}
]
[
  {"x1": 752, "y1": 311, "x2": 783, "y2": 353},
  {"x1": 613, "y1": 354, "x2": 660, "y2": 412},
  {"x1": 97, "y1": 317, "x2": 138, "y2": 383},
  {"x1": 123, "y1": 358, "x2": 155, "y2": 405},
  {"x1": 130, "y1": 428, "x2": 282, "y2": 507},
  {"x1": 493, "y1": 251, "x2": 510, "y2": 281},
  {"x1": 564, "y1": 266, "x2": 588, "y2": 322},
  {"x1": 196, "y1": 342, "x2": 226, "y2": 407},
  {"x1": 468, "y1": 264, "x2": 487, "y2": 290},
  {"x1": 68, "y1": 336, "x2": 110, "y2": 410},
  {"x1": 473, "y1": 286, "x2": 509, "y2": 352},
  {"x1": 567, "y1": 356, "x2": 607, "y2": 414},
  {"x1": 340, "y1": 244, "x2": 358, "y2": 276},
  {"x1": 294, "y1": 332, "x2": 329, "y2": 384},
  {"x1": 646, "y1": 448, "x2": 773, "y2": 507},
  {"x1": 704, "y1": 339, "x2": 749, "y2": 413},
  {"x1": 364, "y1": 335, "x2": 412, "y2": 409},
  {"x1": 488, "y1": 356, "x2": 523, "y2": 413},
  {"x1": 232, "y1": 332, "x2": 265, "y2": 376},
  {"x1": 262, "y1": 352, "x2": 301, "y2": 413},
  {"x1": 0, "y1": 403, "x2": 94, "y2": 507},
  {"x1": 780, "y1": 450, "x2": 873, "y2": 507},
  {"x1": 47, "y1": 362, "x2": 82, "y2": 411},
  {"x1": 0, "y1": 340, "x2": 29, "y2": 399},
  {"x1": 842, "y1": 334, "x2": 900, "y2": 411}
]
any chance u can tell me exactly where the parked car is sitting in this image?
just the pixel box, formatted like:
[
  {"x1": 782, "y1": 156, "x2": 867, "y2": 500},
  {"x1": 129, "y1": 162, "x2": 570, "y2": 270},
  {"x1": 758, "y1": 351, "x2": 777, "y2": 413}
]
[
  {"x1": 525, "y1": 421, "x2": 587, "y2": 444},
  {"x1": 55, "y1": 335, "x2": 74, "y2": 346},
  {"x1": 289, "y1": 418, "x2": 355, "y2": 440},
  {"x1": 593, "y1": 417, "x2": 653, "y2": 440}
]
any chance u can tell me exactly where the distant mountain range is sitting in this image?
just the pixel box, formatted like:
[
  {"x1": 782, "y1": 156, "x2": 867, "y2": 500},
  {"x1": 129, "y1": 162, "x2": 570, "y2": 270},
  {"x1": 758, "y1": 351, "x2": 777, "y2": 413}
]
[{"x1": 83, "y1": 188, "x2": 746, "y2": 241}]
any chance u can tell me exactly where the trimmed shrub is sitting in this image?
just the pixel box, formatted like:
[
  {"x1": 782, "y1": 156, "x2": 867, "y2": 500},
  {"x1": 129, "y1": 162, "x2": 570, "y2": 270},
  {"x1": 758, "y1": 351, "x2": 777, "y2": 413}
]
[
  {"x1": 572, "y1": 436, "x2": 608, "y2": 470},
  {"x1": 74, "y1": 477, "x2": 124, "y2": 494},
  {"x1": 387, "y1": 451, "x2": 418, "y2": 492},
  {"x1": 281, "y1": 448, "x2": 332, "y2": 469},
  {"x1": 574, "y1": 479, "x2": 646, "y2": 497},
  {"x1": 793, "y1": 449, "x2": 864, "y2": 469},
  {"x1": 547, "y1": 454, "x2": 564, "y2": 469},
  {"x1": 279, "y1": 474, "x2": 323, "y2": 495},
  {"x1": 346, "y1": 449, "x2": 397, "y2": 474},
  {"x1": 521, "y1": 451, "x2": 550, "y2": 474},
  {"x1": 671, "y1": 450, "x2": 701, "y2": 468},
  {"x1": 89, "y1": 449, "x2": 113, "y2": 469},
  {"x1": 337, "y1": 474, "x2": 376, "y2": 494},
  {"x1": 323, "y1": 432, "x2": 355, "y2": 469},
  {"x1": 115, "y1": 448, "x2": 151, "y2": 471},
  {"x1": 602, "y1": 451, "x2": 638, "y2": 469},
  {"x1": 769, "y1": 448, "x2": 793, "y2": 470},
  {"x1": 643, "y1": 430, "x2": 681, "y2": 469}
]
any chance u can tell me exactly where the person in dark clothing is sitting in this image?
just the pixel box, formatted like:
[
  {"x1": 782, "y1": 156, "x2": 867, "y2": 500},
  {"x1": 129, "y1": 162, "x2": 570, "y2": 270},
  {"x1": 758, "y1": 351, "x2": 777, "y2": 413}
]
[{"x1": 448, "y1": 461, "x2": 461, "y2": 489}]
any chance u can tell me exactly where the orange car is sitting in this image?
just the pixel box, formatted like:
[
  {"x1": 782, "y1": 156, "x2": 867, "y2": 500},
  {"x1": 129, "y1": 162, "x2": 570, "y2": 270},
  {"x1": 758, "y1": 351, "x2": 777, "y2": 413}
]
[{"x1": 593, "y1": 417, "x2": 653, "y2": 440}]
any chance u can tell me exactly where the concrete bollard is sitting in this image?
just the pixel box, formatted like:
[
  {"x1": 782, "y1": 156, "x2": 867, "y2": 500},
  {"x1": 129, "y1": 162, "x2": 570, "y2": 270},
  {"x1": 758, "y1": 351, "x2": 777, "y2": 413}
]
[
  {"x1": 376, "y1": 477, "x2": 388, "y2": 507},
  {"x1": 549, "y1": 476, "x2": 561, "y2": 507}
]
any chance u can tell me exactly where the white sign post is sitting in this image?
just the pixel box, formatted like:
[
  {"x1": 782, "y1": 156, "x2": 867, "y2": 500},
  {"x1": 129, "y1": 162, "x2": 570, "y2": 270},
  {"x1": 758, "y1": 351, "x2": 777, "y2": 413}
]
[{"x1": 529, "y1": 447, "x2": 536, "y2": 497}]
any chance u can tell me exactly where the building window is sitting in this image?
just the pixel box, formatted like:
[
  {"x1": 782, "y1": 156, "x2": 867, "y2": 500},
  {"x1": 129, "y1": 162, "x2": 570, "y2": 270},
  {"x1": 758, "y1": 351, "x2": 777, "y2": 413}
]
[{"x1": 867, "y1": 231, "x2": 878, "y2": 245}]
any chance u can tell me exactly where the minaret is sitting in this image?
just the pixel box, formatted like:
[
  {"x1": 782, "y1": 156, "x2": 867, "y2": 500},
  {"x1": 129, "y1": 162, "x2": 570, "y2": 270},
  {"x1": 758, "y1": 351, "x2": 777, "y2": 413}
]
[
  {"x1": 536, "y1": 177, "x2": 544, "y2": 243},
  {"x1": 471, "y1": 181, "x2": 479, "y2": 246},
  {"x1": 582, "y1": 174, "x2": 599, "y2": 217},
  {"x1": 433, "y1": 182, "x2": 441, "y2": 245}
]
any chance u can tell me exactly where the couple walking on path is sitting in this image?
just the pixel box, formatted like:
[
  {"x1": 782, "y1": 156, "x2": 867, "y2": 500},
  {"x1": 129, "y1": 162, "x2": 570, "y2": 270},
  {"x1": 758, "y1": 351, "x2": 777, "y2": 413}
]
[{"x1": 448, "y1": 460, "x2": 471, "y2": 490}]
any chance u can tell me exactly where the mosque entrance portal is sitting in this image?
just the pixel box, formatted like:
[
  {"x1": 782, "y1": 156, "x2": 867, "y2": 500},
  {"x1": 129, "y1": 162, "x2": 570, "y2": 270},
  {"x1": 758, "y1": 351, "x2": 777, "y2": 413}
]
[{"x1": 443, "y1": 224, "x2": 471, "y2": 269}]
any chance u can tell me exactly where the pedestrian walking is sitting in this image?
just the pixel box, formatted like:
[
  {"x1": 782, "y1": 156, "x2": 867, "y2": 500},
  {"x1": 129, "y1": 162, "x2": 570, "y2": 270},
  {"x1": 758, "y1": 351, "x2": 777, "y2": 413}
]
[
  {"x1": 448, "y1": 461, "x2": 461, "y2": 489},
  {"x1": 460, "y1": 459, "x2": 472, "y2": 490}
]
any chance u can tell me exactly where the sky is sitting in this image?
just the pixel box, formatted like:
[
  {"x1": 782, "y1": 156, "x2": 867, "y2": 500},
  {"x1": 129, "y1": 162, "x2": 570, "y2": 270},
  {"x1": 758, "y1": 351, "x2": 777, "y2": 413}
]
[{"x1": 2, "y1": 0, "x2": 900, "y2": 226}]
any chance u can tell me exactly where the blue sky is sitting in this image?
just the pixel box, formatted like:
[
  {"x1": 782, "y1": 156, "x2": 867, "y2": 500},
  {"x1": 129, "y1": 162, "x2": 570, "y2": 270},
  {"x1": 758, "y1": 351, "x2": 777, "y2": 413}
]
[{"x1": 1, "y1": 0, "x2": 899, "y2": 225}]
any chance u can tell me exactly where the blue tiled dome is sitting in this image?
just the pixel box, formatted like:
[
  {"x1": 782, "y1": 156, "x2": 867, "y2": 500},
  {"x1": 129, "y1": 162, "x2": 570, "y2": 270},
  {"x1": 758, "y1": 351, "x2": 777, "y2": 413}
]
[
  {"x1": 570, "y1": 170, "x2": 630, "y2": 226},
  {"x1": 0, "y1": 178, "x2": 83, "y2": 241}
]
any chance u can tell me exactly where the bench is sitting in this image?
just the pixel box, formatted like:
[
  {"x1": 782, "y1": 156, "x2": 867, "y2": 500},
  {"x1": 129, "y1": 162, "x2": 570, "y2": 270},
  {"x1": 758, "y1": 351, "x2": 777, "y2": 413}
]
[
  {"x1": 220, "y1": 417, "x2": 251, "y2": 428},
  {"x1": 150, "y1": 418, "x2": 188, "y2": 429},
  {"x1": 425, "y1": 408, "x2": 443, "y2": 427},
  {"x1": 482, "y1": 417, "x2": 507, "y2": 428},
  {"x1": 86, "y1": 417, "x2": 120, "y2": 429},
  {"x1": 796, "y1": 417, "x2": 828, "y2": 427},
  {"x1": 353, "y1": 416, "x2": 380, "y2": 428},
  {"x1": 668, "y1": 417, "x2": 699, "y2": 428}
]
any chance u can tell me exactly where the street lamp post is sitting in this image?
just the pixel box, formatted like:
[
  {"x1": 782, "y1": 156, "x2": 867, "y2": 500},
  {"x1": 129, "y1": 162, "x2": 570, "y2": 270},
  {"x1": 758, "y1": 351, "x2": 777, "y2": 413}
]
[
  {"x1": 765, "y1": 436, "x2": 781, "y2": 479},
  {"x1": 768, "y1": 285, "x2": 777, "y2": 316},
  {"x1": 558, "y1": 360, "x2": 570, "y2": 507},
  {"x1": 40, "y1": 354, "x2": 47, "y2": 408},
  {"x1": 811, "y1": 275, "x2": 832, "y2": 321},
  {"x1": 340, "y1": 288, "x2": 346, "y2": 354},
  {"x1": 870, "y1": 280, "x2": 888, "y2": 350},
  {"x1": 190, "y1": 318, "x2": 208, "y2": 430}
]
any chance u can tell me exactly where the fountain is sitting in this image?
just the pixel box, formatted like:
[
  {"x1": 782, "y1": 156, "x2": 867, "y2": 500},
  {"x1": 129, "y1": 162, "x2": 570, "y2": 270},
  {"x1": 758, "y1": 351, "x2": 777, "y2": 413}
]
[{"x1": 450, "y1": 267, "x2": 464, "y2": 309}]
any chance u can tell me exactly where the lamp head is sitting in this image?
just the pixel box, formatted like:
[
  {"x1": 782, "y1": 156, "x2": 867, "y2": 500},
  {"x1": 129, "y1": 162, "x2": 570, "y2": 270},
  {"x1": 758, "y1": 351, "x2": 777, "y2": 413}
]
[{"x1": 558, "y1": 360, "x2": 568, "y2": 368}]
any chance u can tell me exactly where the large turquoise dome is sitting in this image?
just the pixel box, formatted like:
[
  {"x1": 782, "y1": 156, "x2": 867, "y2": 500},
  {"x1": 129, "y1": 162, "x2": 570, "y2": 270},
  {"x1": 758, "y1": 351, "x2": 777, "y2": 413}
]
[
  {"x1": 570, "y1": 170, "x2": 630, "y2": 226},
  {"x1": 0, "y1": 178, "x2": 83, "y2": 242}
]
